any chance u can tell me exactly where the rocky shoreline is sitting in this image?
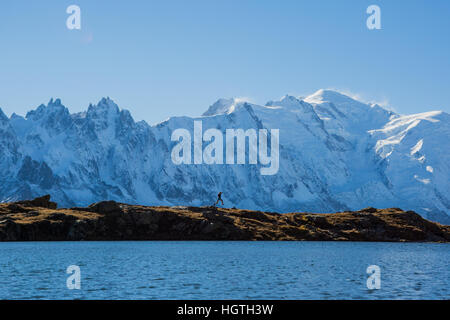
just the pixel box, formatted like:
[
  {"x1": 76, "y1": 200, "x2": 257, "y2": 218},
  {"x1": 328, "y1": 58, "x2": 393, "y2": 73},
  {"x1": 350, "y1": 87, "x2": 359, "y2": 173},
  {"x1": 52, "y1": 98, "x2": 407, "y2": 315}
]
[{"x1": 0, "y1": 195, "x2": 449, "y2": 242}]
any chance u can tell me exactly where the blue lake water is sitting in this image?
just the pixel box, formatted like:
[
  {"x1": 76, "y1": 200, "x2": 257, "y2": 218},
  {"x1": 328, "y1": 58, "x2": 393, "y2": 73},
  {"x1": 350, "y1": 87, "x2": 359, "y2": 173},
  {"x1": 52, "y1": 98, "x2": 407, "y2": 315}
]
[{"x1": 0, "y1": 241, "x2": 448, "y2": 300}]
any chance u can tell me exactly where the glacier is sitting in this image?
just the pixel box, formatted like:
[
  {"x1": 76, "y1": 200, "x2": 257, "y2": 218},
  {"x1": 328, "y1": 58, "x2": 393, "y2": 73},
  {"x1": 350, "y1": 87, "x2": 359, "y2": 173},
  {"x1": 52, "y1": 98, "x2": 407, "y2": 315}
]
[{"x1": 0, "y1": 90, "x2": 449, "y2": 224}]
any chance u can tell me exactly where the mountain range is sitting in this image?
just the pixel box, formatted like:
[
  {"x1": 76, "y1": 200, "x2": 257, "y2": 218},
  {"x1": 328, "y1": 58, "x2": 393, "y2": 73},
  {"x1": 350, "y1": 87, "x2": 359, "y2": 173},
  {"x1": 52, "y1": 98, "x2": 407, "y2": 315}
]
[{"x1": 0, "y1": 89, "x2": 449, "y2": 224}]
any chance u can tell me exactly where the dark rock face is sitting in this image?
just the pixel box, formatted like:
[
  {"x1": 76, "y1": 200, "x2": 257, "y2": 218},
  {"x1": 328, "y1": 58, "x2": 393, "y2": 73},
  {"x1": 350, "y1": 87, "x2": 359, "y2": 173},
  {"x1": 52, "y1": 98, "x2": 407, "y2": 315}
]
[
  {"x1": 0, "y1": 196, "x2": 449, "y2": 242},
  {"x1": 17, "y1": 157, "x2": 57, "y2": 190}
]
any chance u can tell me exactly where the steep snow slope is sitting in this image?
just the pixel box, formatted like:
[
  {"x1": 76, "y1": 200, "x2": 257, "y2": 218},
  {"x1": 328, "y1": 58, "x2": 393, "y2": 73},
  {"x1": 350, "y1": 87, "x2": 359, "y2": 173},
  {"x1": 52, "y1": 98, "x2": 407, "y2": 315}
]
[
  {"x1": 369, "y1": 111, "x2": 450, "y2": 222},
  {"x1": 0, "y1": 90, "x2": 449, "y2": 223}
]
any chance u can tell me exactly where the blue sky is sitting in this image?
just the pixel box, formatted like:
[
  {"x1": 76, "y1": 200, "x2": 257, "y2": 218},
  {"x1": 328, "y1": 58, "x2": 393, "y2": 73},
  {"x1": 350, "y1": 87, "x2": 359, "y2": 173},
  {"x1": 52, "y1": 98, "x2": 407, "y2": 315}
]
[{"x1": 0, "y1": 0, "x2": 449, "y2": 124}]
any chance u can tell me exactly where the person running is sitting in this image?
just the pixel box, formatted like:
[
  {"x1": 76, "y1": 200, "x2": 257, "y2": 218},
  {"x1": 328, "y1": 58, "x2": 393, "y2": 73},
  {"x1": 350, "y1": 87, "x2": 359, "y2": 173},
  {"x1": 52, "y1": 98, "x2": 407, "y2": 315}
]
[{"x1": 215, "y1": 192, "x2": 224, "y2": 206}]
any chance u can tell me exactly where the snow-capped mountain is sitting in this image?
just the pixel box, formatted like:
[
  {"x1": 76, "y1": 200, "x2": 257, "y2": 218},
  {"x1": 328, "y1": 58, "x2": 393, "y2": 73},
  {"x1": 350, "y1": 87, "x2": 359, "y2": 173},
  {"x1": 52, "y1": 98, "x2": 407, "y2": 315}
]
[{"x1": 1, "y1": 90, "x2": 449, "y2": 223}]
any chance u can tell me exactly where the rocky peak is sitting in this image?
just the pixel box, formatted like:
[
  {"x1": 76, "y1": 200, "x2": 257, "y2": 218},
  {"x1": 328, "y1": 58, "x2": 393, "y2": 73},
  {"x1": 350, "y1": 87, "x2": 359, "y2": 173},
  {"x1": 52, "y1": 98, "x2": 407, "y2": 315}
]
[
  {"x1": 87, "y1": 97, "x2": 120, "y2": 116},
  {"x1": 0, "y1": 108, "x2": 9, "y2": 125}
]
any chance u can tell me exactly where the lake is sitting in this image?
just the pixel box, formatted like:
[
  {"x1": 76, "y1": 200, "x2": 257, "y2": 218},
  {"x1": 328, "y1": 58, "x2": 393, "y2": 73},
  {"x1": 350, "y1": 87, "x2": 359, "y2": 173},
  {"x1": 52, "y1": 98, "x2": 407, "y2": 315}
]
[{"x1": 0, "y1": 241, "x2": 448, "y2": 300}]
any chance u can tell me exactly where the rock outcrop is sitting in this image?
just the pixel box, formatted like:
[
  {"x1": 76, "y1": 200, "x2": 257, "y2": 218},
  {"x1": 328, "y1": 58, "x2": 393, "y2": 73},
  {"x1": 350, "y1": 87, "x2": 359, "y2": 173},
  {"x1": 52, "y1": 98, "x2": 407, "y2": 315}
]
[
  {"x1": 0, "y1": 196, "x2": 448, "y2": 242},
  {"x1": 14, "y1": 194, "x2": 57, "y2": 209}
]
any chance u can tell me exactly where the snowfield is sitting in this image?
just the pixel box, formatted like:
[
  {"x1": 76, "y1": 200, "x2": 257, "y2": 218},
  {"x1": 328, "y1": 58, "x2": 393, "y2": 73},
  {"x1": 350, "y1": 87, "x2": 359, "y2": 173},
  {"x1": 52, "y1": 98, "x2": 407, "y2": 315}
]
[{"x1": 0, "y1": 89, "x2": 449, "y2": 223}]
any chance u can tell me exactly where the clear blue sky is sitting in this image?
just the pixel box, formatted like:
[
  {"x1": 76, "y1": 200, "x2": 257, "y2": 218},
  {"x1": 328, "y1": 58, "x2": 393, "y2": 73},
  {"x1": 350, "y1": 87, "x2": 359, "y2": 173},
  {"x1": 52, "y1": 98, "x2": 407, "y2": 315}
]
[{"x1": 0, "y1": 0, "x2": 449, "y2": 124}]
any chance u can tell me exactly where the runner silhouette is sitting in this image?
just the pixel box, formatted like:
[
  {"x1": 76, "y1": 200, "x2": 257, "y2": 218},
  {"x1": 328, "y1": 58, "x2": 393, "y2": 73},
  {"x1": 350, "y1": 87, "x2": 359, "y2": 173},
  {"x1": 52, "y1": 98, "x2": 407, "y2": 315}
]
[{"x1": 215, "y1": 192, "x2": 224, "y2": 206}]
